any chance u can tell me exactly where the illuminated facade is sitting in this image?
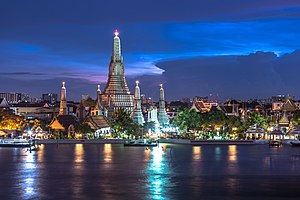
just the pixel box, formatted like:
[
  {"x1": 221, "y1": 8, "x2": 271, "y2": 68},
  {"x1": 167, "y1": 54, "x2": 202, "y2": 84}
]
[
  {"x1": 157, "y1": 84, "x2": 169, "y2": 127},
  {"x1": 132, "y1": 81, "x2": 145, "y2": 126},
  {"x1": 100, "y1": 31, "x2": 134, "y2": 116},
  {"x1": 59, "y1": 82, "x2": 67, "y2": 115}
]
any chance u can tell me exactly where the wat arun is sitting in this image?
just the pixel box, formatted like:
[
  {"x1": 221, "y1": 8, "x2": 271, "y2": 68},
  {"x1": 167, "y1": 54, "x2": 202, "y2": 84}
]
[{"x1": 100, "y1": 31, "x2": 134, "y2": 116}]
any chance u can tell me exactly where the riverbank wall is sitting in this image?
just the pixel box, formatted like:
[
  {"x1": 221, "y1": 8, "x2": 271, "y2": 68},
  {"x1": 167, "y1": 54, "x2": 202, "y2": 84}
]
[
  {"x1": 37, "y1": 139, "x2": 124, "y2": 144},
  {"x1": 37, "y1": 139, "x2": 264, "y2": 145}
]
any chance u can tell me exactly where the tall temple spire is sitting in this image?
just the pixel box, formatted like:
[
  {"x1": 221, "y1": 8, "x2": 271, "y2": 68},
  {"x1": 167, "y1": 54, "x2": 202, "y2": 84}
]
[
  {"x1": 97, "y1": 84, "x2": 101, "y2": 102},
  {"x1": 101, "y1": 30, "x2": 134, "y2": 116},
  {"x1": 112, "y1": 30, "x2": 122, "y2": 62},
  {"x1": 157, "y1": 84, "x2": 169, "y2": 127},
  {"x1": 59, "y1": 81, "x2": 67, "y2": 115},
  {"x1": 132, "y1": 80, "x2": 145, "y2": 126}
]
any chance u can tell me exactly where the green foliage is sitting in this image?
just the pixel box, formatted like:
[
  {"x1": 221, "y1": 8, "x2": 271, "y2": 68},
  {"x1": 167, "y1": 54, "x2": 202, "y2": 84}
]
[
  {"x1": 0, "y1": 110, "x2": 26, "y2": 131},
  {"x1": 111, "y1": 108, "x2": 139, "y2": 137},
  {"x1": 202, "y1": 107, "x2": 227, "y2": 128},
  {"x1": 172, "y1": 109, "x2": 201, "y2": 132},
  {"x1": 291, "y1": 110, "x2": 300, "y2": 126},
  {"x1": 246, "y1": 112, "x2": 268, "y2": 128}
]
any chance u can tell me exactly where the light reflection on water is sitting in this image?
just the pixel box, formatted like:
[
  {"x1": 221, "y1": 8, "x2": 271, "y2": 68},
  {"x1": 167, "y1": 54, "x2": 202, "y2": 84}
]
[
  {"x1": 146, "y1": 145, "x2": 172, "y2": 200},
  {"x1": 20, "y1": 149, "x2": 38, "y2": 199},
  {"x1": 3, "y1": 144, "x2": 300, "y2": 199},
  {"x1": 193, "y1": 146, "x2": 201, "y2": 160},
  {"x1": 103, "y1": 144, "x2": 112, "y2": 164},
  {"x1": 72, "y1": 144, "x2": 85, "y2": 198},
  {"x1": 215, "y1": 146, "x2": 221, "y2": 161}
]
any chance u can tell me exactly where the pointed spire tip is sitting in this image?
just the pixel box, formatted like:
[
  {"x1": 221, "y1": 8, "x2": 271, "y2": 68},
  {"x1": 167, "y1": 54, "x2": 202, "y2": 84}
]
[{"x1": 114, "y1": 29, "x2": 119, "y2": 36}]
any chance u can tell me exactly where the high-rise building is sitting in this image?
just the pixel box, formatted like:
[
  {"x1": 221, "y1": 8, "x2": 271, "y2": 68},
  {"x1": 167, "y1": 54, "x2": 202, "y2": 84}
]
[
  {"x1": 132, "y1": 81, "x2": 145, "y2": 126},
  {"x1": 0, "y1": 92, "x2": 25, "y2": 104},
  {"x1": 100, "y1": 30, "x2": 134, "y2": 116},
  {"x1": 157, "y1": 84, "x2": 169, "y2": 127},
  {"x1": 42, "y1": 93, "x2": 58, "y2": 104},
  {"x1": 59, "y1": 82, "x2": 67, "y2": 115}
]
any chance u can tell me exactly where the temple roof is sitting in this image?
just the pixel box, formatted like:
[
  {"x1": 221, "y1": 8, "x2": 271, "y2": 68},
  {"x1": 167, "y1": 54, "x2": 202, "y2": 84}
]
[
  {"x1": 245, "y1": 124, "x2": 266, "y2": 134},
  {"x1": 49, "y1": 115, "x2": 79, "y2": 130},
  {"x1": 269, "y1": 128, "x2": 284, "y2": 135},
  {"x1": 49, "y1": 117, "x2": 65, "y2": 130},
  {"x1": 0, "y1": 98, "x2": 10, "y2": 108},
  {"x1": 191, "y1": 100, "x2": 209, "y2": 113},
  {"x1": 84, "y1": 115, "x2": 110, "y2": 130},
  {"x1": 57, "y1": 115, "x2": 79, "y2": 128},
  {"x1": 279, "y1": 112, "x2": 289, "y2": 126},
  {"x1": 280, "y1": 97, "x2": 297, "y2": 112}
]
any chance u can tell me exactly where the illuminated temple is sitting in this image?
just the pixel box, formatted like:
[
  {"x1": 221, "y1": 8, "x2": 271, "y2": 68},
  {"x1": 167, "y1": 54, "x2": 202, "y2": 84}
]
[{"x1": 100, "y1": 30, "x2": 134, "y2": 116}]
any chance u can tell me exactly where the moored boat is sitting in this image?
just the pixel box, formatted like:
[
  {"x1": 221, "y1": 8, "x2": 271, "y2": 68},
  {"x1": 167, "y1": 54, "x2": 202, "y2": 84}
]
[
  {"x1": 290, "y1": 140, "x2": 300, "y2": 147},
  {"x1": 269, "y1": 140, "x2": 282, "y2": 147},
  {"x1": 0, "y1": 139, "x2": 32, "y2": 147},
  {"x1": 124, "y1": 139, "x2": 158, "y2": 147}
]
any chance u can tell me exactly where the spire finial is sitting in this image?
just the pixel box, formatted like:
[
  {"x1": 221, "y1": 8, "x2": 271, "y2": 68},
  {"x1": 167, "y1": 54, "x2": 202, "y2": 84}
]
[
  {"x1": 136, "y1": 80, "x2": 139, "y2": 86},
  {"x1": 62, "y1": 81, "x2": 65, "y2": 87},
  {"x1": 114, "y1": 29, "x2": 119, "y2": 36},
  {"x1": 160, "y1": 84, "x2": 163, "y2": 89},
  {"x1": 97, "y1": 84, "x2": 101, "y2": 91}
]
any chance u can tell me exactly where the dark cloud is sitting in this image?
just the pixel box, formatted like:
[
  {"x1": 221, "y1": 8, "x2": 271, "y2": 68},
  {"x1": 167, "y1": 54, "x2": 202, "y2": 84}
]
[
  {"x1": 155, "y1": 50, "x2": 300, "y2": 100},
  {"x1": 1, "y1": 0, "x2": 300, "y2": 26},
  {"x1": 1, "y1": 1, "x2": 300, "y2": 101}
]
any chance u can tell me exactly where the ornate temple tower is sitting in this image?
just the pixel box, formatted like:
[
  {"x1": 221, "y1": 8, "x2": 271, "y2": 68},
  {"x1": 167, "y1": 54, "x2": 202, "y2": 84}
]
[
  {"x1": 59, "y1": 81, "x2": 67, "y2": 115},
  {"x1": 157, "y1": 84, "x2": 169, "y2": 127},
  {"x1": 100, "y1": 30, "x2": 134, "y2": 116},
  {"x1": 94, "y1": 84, "x2": 106, "y2": 116},
  {"x1": 132, "y1": 81, "x2": 145, "y2": 126}
]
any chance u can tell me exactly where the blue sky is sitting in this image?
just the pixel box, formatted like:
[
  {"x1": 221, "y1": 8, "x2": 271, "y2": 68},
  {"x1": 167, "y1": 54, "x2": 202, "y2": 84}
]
[{"x1": 1, "y1": 0, "x2": 300, "y2": 100}]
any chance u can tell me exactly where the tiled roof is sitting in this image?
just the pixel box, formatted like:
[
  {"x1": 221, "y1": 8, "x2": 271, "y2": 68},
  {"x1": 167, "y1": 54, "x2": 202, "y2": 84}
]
[
  {"x1": 49, "y1": 117, "x2": 65, "y2": 130},
  {"x1": 57, "y1": 115, "x2": 79, "y2": 128},
  {"x1": 84, "y1": 115, "x2": 110, "y2": 130}
]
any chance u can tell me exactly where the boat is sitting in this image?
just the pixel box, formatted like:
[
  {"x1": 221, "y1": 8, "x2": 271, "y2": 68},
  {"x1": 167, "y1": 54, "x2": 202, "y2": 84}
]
[
  {"x1": 290, "y1": 140, "x2": 300, "y2": 147},
  {"x1": 269, "y1": 140, "x2": 282, "y2": 147},
  {"x1": 0, "y1": 139, "x2": 32, "y2": 147},
  {"x1": 124, "y1": 139, "x2": 158, "y2": 147}
]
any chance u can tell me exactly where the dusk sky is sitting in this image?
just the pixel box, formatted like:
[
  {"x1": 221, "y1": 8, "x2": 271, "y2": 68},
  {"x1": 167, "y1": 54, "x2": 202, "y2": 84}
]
[{"x1": 1, "y1": 0, "x2": 300, "y2": 101}]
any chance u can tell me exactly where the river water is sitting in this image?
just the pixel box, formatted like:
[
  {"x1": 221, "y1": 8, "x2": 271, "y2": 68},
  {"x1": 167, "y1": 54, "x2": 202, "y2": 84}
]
[{"x1": 1, "y1": 143, "x2": 300, "y2": 200}]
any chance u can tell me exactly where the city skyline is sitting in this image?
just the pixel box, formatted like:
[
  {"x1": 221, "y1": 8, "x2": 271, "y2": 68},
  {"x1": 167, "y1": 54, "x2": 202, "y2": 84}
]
[{"x1": 1, "y1": 1, "x2": 300, "y2": 100}]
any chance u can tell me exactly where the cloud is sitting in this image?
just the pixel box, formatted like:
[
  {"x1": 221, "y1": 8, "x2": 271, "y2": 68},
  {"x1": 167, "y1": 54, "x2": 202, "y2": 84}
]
[{"x1": 154, "y1": 50, "x2": 300, "y2": 100}]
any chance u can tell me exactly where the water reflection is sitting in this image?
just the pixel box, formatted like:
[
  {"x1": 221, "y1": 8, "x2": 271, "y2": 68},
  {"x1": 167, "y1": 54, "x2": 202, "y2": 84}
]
[
  {"x1": 37, "y1": 144, "x2": 44, "y2": 163},
  {"x1": 21, "y1": 150, "x2": 38, "y2": 199},
  {"x1": 74, "y1": 144, "x2": 84, "y2": 165},
  {"x1": 215, "y1": 147, "x2": 221, "y2": 161},
  {"x1": 144, "y1": 148, "x2": 151, "y2": 162},
  {"x1": 228, "y1": 145, "x2": 237, "y2": 163},
  {"x1": 72, "y1": 144, "x2": 85, "y2": 198},
  {"x1": 193, "y1": 146, "x2": 201, "y2": 160},
  {"x1": 103, "y1": 144, "x2": 112, "y2": 164},
  {"x1": 146, "y1": 145, "x2": 172, "y2": 200},
  {"x1": 227, "y1": 145, "x2": 239, "y2": 175}
]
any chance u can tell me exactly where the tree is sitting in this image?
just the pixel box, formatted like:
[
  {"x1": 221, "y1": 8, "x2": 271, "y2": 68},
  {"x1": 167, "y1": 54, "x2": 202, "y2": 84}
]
[
  {"x1": 75, "y1": 123, "x2": 93, "y2": 139},
  {"x1": 172, "y1": 109, "x2": 201, "y2": 133},
  {"x1": 245, "y1": 112, "x2": 268, "y2": 128},
  {"x1": 291, "y1": 110, "x2": 300, "y2": 126},
  {"x1": 202, "y1": 107, "x2": 227, "y2": 128},
  {"x1": 111, "y1": 108, "x2": 139, "y2": 137}
]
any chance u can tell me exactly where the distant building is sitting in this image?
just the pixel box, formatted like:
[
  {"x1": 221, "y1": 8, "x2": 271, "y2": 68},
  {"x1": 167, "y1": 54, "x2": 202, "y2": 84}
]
[
  {"x1": 10, "y1": 102, "x2": 57, "y2": 120},
  {"x1": 42, "y1": 93, "x2": 58, "y2": 104},
  {"x1": 191, "y1": 98, "x2": 218, "y2": 113},
  {"x1": 0, "y1": 92, "x2": 25, "y2": 104},
  {"x1": 0, "y1": 98, "x2": 10, "y2": 108}
]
